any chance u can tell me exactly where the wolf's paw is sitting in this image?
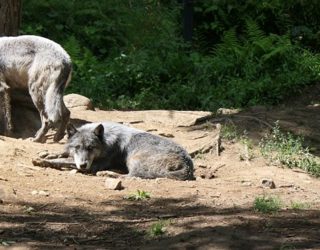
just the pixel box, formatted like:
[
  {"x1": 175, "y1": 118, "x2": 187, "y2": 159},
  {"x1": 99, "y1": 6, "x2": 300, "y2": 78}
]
[{"x1": 37, "y1": 150, "x2": 64, "y2": 159}]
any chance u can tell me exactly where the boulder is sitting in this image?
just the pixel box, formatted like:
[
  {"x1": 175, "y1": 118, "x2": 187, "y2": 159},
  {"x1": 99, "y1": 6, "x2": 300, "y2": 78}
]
[{"x1": 64, "y1": 94, "x2": 94, "y2": 111}]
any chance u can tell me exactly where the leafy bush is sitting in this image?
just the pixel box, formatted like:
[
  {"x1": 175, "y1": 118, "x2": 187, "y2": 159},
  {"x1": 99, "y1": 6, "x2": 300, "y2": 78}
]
[{"x1": 21, "y1": 0, "x2": 320, "y2": 110}]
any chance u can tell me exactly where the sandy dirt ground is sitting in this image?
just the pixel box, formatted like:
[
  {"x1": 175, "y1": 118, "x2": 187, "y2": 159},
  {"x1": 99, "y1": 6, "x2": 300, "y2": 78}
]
[{"x1": 1, "y1": 85, "x2": 320, "y2": 250}]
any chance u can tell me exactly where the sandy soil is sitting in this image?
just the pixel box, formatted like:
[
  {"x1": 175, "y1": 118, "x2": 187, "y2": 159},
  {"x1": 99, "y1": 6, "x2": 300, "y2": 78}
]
[{"x1": 1, "y1": 86, "x2": 320, "y2": 250}]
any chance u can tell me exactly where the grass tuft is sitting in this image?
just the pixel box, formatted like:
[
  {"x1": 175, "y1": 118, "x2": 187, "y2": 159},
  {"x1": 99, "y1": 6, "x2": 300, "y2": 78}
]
[
  {"x1": 149, "y1": 220, "x2": 168, "y2": 237},
  {"x1": 260, "y1": 122, "x2": 320, "y2": 177},
  {"x1": 254, "y1": 196, "x2": 282, "y2": 214},
  {"x1": 124, "y1": 190, "x2": 151, "y2": 201}
]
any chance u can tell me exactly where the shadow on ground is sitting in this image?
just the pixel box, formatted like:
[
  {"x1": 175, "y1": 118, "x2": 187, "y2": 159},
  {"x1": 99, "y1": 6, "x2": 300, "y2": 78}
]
[
  {"x1": 1, "y1": 196, "x2": 319, "y2": 249},
  {"x1": 205, "y1": 90, "x2": 320, "y2": 157}
]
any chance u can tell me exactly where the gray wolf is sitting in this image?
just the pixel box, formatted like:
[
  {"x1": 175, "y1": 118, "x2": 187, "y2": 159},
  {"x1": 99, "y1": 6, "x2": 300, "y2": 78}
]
[
  {"x1": 65, "y1": 122, "x2": 194, "y2": 180},
  {"x1": 0, "y1": 35, "x2": 72, "y2": 142}
]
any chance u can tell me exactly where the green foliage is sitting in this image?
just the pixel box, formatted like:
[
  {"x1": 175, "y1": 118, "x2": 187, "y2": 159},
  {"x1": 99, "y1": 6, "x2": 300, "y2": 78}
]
[
  {"x1": 290, "y1": 201, "x2": 310, "y2": 210},
  {"x1": 21, "y1": 0, "x2": 320, "y2": 110},
  {"x1": 260, "y1": 122, "x2": 320, "y2": 177},
  {"x1": 125, "y1": 190, "x2": 151, "y2": 201},
  {"x1": 149, "y1": 220, "x2": 168, "y2": 237},
  {"x1": 221, "y1": 123, "x2": 238, "y2": 140},
  {"x1": 254, "y1": 196, "x2": 282, "y2": 214}
]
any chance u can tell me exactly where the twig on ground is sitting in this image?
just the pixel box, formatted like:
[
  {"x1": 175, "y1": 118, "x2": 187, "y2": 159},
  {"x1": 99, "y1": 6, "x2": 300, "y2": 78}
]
[{"x1": 32, "y1": 157, "x2": 76, "y2": 170}]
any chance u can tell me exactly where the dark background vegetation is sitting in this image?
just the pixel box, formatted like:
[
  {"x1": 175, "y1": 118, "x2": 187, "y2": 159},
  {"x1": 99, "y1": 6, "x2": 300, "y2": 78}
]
[{"x1": 22, "y1": 0, "x2": 320, "y2": 111}]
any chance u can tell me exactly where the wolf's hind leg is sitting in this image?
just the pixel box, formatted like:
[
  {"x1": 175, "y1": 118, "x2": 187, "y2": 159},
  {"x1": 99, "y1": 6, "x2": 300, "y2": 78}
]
[
  {"x1": 49, "y1": 64, "x2": 72, "y2": 142},
  {"x1": 28, "y1": 81, "x2": 52, "y2": 143},
  {"x1": 53, "y1": 102, "x2": 70, "y2": 142}
]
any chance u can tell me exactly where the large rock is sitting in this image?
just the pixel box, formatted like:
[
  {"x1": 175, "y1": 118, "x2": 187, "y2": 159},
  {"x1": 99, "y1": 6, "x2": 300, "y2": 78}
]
[{"x1": 64, "y1": 94, "x2": 94, "y2": 111}]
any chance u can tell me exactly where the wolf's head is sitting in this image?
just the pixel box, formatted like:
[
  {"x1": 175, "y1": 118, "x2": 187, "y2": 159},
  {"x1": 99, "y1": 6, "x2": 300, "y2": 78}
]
[{"x1": 66, "y1": 123, "x2": 105, "y2": 171}]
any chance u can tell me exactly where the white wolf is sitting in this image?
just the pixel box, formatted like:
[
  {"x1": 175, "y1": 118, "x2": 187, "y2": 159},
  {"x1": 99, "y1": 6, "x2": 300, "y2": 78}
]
[
  {"x1": 0, "y1": 35, "x2": 72, "y2": 142},
  {"x1": 65, "y1": 122, "x2": 195, "y2": 180}
]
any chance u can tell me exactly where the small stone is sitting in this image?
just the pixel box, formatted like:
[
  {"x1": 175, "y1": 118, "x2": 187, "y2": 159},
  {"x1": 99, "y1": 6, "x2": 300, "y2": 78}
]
[
  {"x1": 241, "y1": 181, "x2": 253, "y2": 187},
  {"x1": 200, "y1": 173, "x2": 206, "y2": 179},
  {"x1": 261, "y1": 179, "x2": 276, "y2": 189},
  {"x1": 205, "y1": 172, "x2": 216, "y2": 179},
  {"x1": 69, "y1": 169, "x2": 78, "y2": 175},
  {"x1": 105, "y1": 178, "x2": 122, "y2": 190},
  {"x1": 38, "y1": 151, "x2": 49, "y2": 159},
  {"x1": 31, "y1": 190, "x2": 38, "y2": 195},
  {"x1": 38, "y1": 190, "x2": 50, "y2": 196}
]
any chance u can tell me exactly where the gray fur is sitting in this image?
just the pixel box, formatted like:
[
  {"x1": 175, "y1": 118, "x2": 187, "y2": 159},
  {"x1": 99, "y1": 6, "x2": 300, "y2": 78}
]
[
  {"x1": 0, "y1": 35, "x2": 72, "y2": 142},
  {"x1": 66, "y1": 122, "x2": 195, "y2": 180}
]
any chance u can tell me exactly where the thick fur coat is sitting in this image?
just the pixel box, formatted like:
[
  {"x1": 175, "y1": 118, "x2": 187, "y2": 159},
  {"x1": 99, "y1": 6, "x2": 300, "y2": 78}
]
[
  {"x1": 66, "y1": 122, "x2": 195, "y2": 180},
  {"x1": 0, "y1": 35, "x2": 72, "y2": 142}
]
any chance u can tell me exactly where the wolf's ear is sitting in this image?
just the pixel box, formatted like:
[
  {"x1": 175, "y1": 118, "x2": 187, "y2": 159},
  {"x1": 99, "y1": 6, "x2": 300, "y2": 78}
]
[
  {"x1": 94, "y1": 124, "x2": 104, "y2": 140},
  {"x1": 67, "y1": 123, "x2": 78, "y2": 138}
]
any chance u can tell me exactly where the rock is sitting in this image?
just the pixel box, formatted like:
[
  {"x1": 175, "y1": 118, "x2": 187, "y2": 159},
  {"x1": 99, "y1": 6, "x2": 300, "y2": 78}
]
[
  {"x1": 105, "y1": 178, "x2": 122, "y2": 190},
  {"x1": 261, "y1": 179, "x2": 276, "y2": 189},
  {"x1": 205, "y1": 172, "x2": 216, "y2": 179},
  {"x1": 39, "y1": 190, "x2": 50, "y2": 196},
  {"x1": 241, "y1": 181, "x2": 253, "y2": 187},
  {"x1": 217, "y1": 108, "x2": 241, "y2": 115},
  {"x1": 38, "y1": 150, "x2": 49, "y2": 158},
  {"x1": 31, "y1": 190, "x2": 50, "y2": 196},
  {"x1": 69, "y1": 169, "x2": 78, "y2": 175},
  {"x1": 64, "y1": 93, "x2": 94, "y2": 111}
]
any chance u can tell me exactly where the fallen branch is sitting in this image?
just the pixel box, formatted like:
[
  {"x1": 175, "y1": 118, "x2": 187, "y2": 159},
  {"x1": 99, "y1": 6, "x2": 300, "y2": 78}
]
[{"x1": 32, "y1": 157, "x2": 76, "y2": 170}]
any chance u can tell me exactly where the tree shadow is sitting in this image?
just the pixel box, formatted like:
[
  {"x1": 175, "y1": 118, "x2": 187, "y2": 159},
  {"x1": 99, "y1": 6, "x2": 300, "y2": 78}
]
[
  {"x1": 205, "y1": 103, "x2": 320, "y2": 157},
  {"x1": 1, "y1": 196, "x2": 319, "y2": 249}
]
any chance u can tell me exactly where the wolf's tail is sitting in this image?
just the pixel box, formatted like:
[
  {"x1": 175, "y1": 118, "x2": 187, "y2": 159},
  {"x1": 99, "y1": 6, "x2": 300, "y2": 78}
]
[{"x1": 45, "y1": 61, "x2": 72, "y2": 124}]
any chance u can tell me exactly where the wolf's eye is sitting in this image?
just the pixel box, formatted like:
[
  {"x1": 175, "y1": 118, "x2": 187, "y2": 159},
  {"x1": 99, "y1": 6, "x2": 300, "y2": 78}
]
[
  {"x1": 75, "y1": 145, "x2": 80, "y2": 150},
  {"x1": 87, "y1": 146, "x2": 93, "y2": 151}
]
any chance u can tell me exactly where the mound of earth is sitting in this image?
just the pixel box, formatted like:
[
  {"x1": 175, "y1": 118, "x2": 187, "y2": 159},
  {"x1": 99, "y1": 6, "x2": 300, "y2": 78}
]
[{"x1": 1, "y1": 88, "x2": 320, "y2": 249}]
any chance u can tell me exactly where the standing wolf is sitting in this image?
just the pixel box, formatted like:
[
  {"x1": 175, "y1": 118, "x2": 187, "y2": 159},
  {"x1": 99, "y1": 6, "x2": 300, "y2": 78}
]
[
  {"x1": 65, "y1": 122, "x2": 194, "y2": 180},
  {"x1": 0, "y1": 35, "x2": 72, "y2": 142}
]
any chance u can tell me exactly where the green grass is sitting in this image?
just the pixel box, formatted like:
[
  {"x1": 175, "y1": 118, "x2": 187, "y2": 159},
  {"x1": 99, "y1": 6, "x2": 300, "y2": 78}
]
[
  {"x1": 221, "y1": 123, "x2": 238, "y2": 140},
  {"x1": 290, "y1": 201, "x2": 310, "y2": 210},
  {"x1": 239, "y1": 132, "x2": 254, "y2": 161},
  {"x1": 124, "y1": 190, "x2": 151, "y2": 201},
  {"x1": 149, "y1": 220, "x2": 168, "y2": 237},
  {"x1": 253, "y1": 196, "x2": 282, "y2": 214},
  {"x1": 260, "y1": 122, "x2": 320, "y2": 177}
]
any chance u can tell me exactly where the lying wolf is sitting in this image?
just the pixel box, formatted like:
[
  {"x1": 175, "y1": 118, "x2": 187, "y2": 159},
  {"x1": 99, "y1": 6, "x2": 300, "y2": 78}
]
[
  {"x1": 0, "y1": 35, "x2": 72, "y2": 142},
  {"x1": 64, "y1": 122, "x2": 194, "y2": 180}
]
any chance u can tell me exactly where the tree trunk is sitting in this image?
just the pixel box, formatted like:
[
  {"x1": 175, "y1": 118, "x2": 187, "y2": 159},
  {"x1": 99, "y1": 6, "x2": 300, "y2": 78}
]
[{"x1": 0, "y1": 0, "x2": 22, "y2": 36}]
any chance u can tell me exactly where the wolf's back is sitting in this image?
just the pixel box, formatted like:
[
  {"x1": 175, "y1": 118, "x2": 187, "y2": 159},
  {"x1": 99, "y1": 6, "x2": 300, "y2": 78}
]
[{"x1": 126, "y1": 132, "x2": 194, "y2": 180}]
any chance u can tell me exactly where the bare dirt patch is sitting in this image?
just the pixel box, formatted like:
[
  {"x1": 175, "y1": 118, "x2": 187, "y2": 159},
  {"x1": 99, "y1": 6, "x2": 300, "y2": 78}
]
[{"x1": 1, "y1": 86, "x2": 320, "y2": 249}]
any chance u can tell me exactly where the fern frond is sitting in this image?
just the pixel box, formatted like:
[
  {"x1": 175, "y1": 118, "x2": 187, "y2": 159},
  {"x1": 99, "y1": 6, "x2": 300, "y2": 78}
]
[
  {"x1": 246, "y1": 19, "x2": 266, "y2": 42},
  {"x1": 63, "y1": 36, "x2": 82, "y2": 61},
  {"x1": 212, "y1": 28, "x2": 240, "y2": 56}
]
